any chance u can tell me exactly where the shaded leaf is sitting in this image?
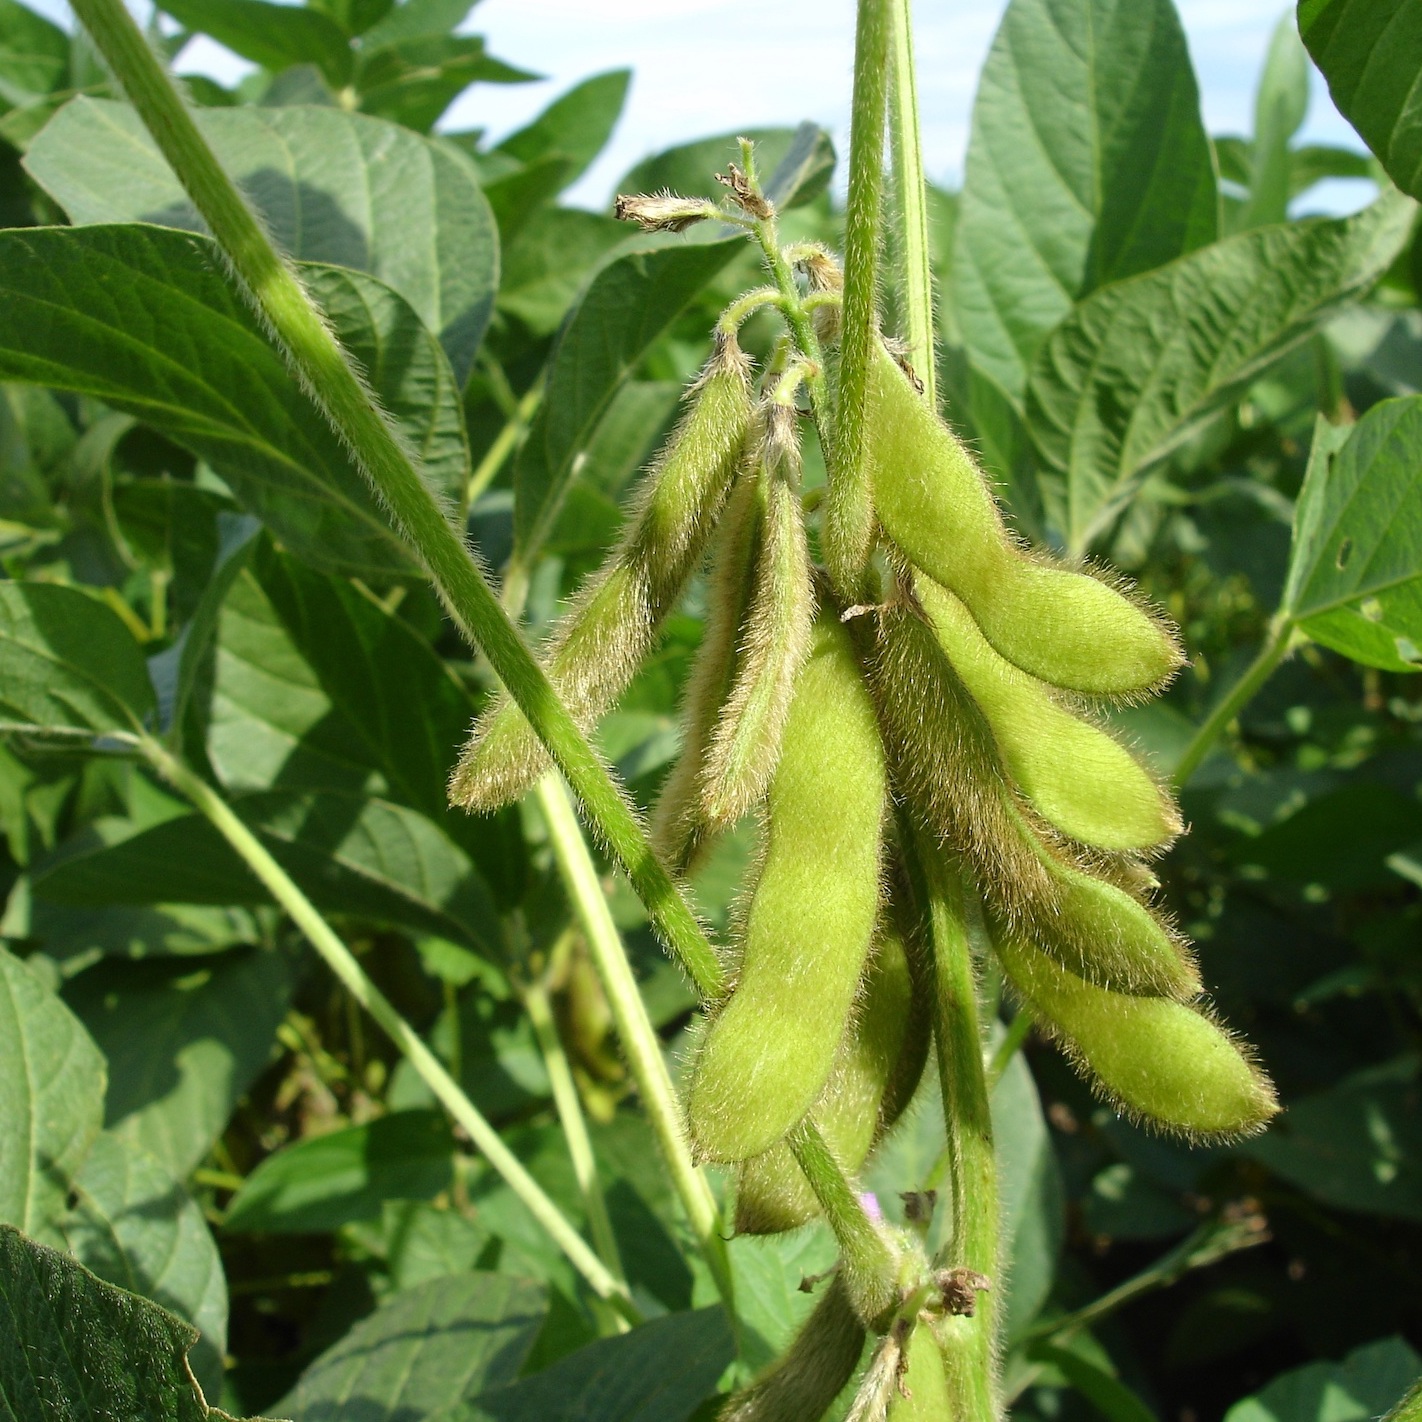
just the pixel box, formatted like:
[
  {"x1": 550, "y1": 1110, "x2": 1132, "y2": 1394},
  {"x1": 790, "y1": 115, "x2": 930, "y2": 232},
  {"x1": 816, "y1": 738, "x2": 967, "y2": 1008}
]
[
  {"x1": 27, "y1": 900, "x2": 261, "y2": 965},
  {"x1": 28, "y1": 99, "x2": 498, "y2": 382},
  {"x1": 952, "y1": 0, "x2": 1217, "y2": 402},
  {"x1": 0, "y1": 225, "x2": 466, "y2": 576},
  {"x1": 1225, "y1": 1336, "x2": 1422, "y2": 1422},
  {"x1": 63, "y1": 947, "x2": 295, "y2": 1181},
  {"x1": 159, "y1": 0, "x2": 352, "y2": 87},
  {"x1": 223, "y1": 1110, "x2": 454, "y2": 1234},
  {"x1": 1285, "y1": 400, "x2": 1422, "y2": 671},
  {"x1": 0, "y1": 0, "x2": 69, "y2": 110},
  {"x1": 276, "y1": 1272, "x2": 546, "y2": 1422},
  {"x1": 1299, "y1": 0, "x2": 1422, "y2": 201},
  {"x1": 1026, "y1": 192, "x2": 1415, "y2": 551}
]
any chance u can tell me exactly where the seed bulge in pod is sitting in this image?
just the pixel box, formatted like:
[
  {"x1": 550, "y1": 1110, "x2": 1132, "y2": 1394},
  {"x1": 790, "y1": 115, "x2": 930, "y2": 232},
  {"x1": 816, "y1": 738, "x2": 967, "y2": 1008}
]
[
  {"x1": 996, "y1": 931, "x2": 1278, "y2": 1139},
  {"x1": 688, "y1": 612, "x2": 887, "y2": 1163},
  {"x1": 915, "y1": 573, "x2": 1180, "y2": 853},
  {"x1": 866, "y1": 342, "x2": 1181, "y2": 696},
  {"x1": 450, "y1": 333, "x2": 753, "y2": 813}
]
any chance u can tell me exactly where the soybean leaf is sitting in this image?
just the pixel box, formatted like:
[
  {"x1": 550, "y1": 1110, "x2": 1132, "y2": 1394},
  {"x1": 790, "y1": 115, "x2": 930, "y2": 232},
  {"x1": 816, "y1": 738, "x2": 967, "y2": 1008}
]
[
  {"x1": 1029, "y1": 1340, "x2": 1159, "y2": 1422},
  {"x1": 275, "y1": 1272, "x2": 546, "y2": 1422},
  {"x1": 315, "y1": 0, "x2": 394, "y2": 39},
  {"x1": 1246, "y1": 1063, "x2": 1422, "y2": 1221},
  {"x1": 61, "y1": 1132, "x2": 228, "y2": 1398},
  {"x1": 1026, "y1": 191, "x2": 1415, "y2": 552},
  {"x1": 453, "y1": 1307, "x2": 735, "y2": 1422},
  {"x1": 27, "y1": 901, "x2": 261, "y2": 965},
  {"x1": 1283, "y1": 400, "x2": 1422, "y2": 671},
  {"x1": 617, "y1": 124, "x2": 834, "y2": 209},
  {"x1": 223, "y1": 1110, "x2": 454, "y2": 1234},
  {"x1": 1299, "y1": 0, "x2": 1422, "y2": 201},
  {"x1": 28, "y1": 99, "x2": 498, "y2": 382},
  {"x1": 62, "y1": 946, "x2": 295, "y2": 1181},
  {"x1": 0, "y1": 1225, "x2": 268, "y2": 1422},
  {"x1": 361, "y1": 0, "x2": 478, "y2": 46},
  {"x1": 36, "y1": 791, "x2": 502, "y2": 956},
  {"x1": 1225, "y1": 1336, "x2": 1422, "y2": 1422},
  {"x1": 0, "y1": 225, "x2": 466, "y2": 577},
  {"x1": 0, "y1": 580, "x2": 154, "y2": 738},
  {"x1": 0, "y1": 944, "x2": 105, "y2": 1241},
  {"x1": 497, "y1": 207, "x2": 627, "y2": 336},
  {"x1": 159, "y1": 0, "x2": 353, "y2": 88},
  {"x1": 0, "y1": 0, "x2": 68, "y2": 109},
  {"x1": 355, "y1": 34, "x2": 536, "y2": 134},
  {"x1": 494, "y1": 71, "x2": 630, "y2": 190},
  {"x1": 1240, "y1": 13, "x2": 1313, "y2": 230},
  {"x1": 952, "y1": 0, "x2": 1217, "y2": 403}
]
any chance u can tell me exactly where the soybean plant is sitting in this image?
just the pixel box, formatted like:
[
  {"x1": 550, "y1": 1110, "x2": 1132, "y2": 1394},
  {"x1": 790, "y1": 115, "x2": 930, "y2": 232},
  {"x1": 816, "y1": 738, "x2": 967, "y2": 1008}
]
[{"x1": 455, "y1": 135, "x2": 1277, "y2": 1417}]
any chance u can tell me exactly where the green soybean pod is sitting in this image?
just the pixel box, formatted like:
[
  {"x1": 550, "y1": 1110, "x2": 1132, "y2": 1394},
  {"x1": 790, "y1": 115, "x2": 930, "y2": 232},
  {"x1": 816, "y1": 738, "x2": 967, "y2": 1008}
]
[
  {"x1": 996, "y1": 931, "x2": 1278, "y2": 1138},
  {"x1": 688, "y1": 612, "x2": 887, "y2": 1163},
  {"x1": 865, "y1": 343, "x2": 1181, "y2": 696},
  {"x1": 700, "y1": 403, "x2": 815, "y2": 832},
  {"x1": 735, "y1": 924, "x2": 928, "y2": 1235},
  {"x1": 719, "y1": 1276, "x2": 866, "y2": 1422},
  {"x1": 887, "y1": 1323, "x2": 951, "y2": 1421},
  {"x1": 915, "y1": 573, "x2": 1180, "y2": 853},
  {"x1": 450, "y1": 335, "x2": 753, "y2": 813}
]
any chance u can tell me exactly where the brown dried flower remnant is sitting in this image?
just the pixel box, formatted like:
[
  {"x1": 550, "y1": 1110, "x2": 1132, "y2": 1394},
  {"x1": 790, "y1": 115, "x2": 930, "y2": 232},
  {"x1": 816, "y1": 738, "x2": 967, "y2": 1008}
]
[
  {"x1": 716, "y1": 160, "x2": 775, "y2": 220},
  {"x1": 937, "y1": 1267, "x2": 992, "y2": 1317},
  {"x1": 614, "y1": 190, "x2": 721, "y2": 233}
]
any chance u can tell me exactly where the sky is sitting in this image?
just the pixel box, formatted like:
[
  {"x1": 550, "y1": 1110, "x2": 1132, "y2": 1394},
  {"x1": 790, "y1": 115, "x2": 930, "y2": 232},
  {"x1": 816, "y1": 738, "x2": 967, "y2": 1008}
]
[{"x1": 31, "y1": 0, "x2": 1375, "y2": 213}]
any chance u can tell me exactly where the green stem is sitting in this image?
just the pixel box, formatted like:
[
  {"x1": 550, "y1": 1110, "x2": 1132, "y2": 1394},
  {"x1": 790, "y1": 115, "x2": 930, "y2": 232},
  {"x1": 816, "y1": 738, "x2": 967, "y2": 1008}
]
[
  {"x1": 73, "y1": 0, "x2": 724, "y2": 1005},
  {"x1": 522, "y1": 978, "x2": 628, "y2": 1309},
  {"x1": 468, "y1": 376, "x2": 544, "y2": 506},
  {"x1": 1172, "y1": 614, "x2": 1299, "y2": 789},
  {"x1": 534, "y1": 774, "x2": 735, "y2": 1310},
  {"x1": 986, "y1": 1010, "x2": 1033, "y2": 1092},
  {"x1": 826, "y1": 0, "x2": 890, "y2": 599},
  {"x1": 918, "y1": 834, "x2": 998, "y2": 1421},
  {"x1": 787, "y1": 1120, "x2": 901, "y2": 1326},
  {"x1": 137, "y1": 736, "x2": 639, "y2": 1323},
  {"x1": 886, "y1": 0, "x2": 935, "y2": 407}
]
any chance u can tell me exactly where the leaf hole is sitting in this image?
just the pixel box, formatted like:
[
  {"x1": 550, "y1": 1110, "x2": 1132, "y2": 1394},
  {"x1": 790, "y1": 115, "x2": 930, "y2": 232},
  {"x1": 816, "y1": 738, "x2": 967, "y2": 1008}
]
[{"x1": 1335, "y1": 537, "x2": 1354, "y2": 570}]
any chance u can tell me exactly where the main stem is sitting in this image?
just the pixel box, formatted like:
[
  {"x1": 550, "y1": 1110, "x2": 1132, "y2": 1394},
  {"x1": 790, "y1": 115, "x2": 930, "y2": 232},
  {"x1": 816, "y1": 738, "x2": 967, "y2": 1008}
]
[
  {"x1": 137, "y1": 737, "x2": 638, "y2": 1322},
  {"x1": 886, "y1": 0, "x2": 936, "y2": 407},
  {"x1": 1172, "y1": 614, "x2": 1299, "y2": 789},
  {"x1": 534, "y1": 774, "x2": 735, "y2": 1310},
  {"x1": 72, "y1": 0, "x2": 724, "y2": 1006},
  {"x1": 920, "y1": 836, "x2": 999, "y2": 1420}
]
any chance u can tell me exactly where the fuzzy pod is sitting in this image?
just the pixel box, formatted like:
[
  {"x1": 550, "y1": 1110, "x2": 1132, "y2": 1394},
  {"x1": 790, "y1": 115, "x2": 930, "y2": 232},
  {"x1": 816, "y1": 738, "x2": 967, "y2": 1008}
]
[
  {"x1": 886, "y1": 1322, "x2": 951, "y2": 1420},
  {"x1": 450, "y1": 336, "x2": 754, "y2": 812},
  {"x1": 915, "y1": 573, "x2": 1180, "y2": 853},
  {"x1": 735, "y1": 924, "x2": 929, "y2": 1235},
  {"x1": 650, "y1": 464, "x2": 763, "y2": 873},
  {"x1": 865, "y1": 342, "x2": 1181, "y2": 697},
  {"x1": 687, "y1": 612, "x2": 887, "y2": 1163},
  {"x1": 718, "y1": 1275, "x2": 866, "y2": 1422},
  {"x1": 700, "y1": 403, "x2": 816, "y2": 831},
  {"x1": 996, "y1": 931, "x2": 1278, "y2": 1139}
]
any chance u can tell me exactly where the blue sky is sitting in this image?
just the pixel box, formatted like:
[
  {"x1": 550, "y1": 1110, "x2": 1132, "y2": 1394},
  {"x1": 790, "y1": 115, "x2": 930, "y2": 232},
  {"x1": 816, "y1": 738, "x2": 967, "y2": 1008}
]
[{"x1": 33, "y1": 0, "x2": 1374, "y2": 212}]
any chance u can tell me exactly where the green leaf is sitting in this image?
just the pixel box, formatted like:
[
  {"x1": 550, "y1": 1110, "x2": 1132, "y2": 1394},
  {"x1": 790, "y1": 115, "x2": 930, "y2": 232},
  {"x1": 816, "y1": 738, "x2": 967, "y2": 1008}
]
[
  {"x1": 0, "y1": 944, "x2": 105, "y2": 1241},
  {"x1": 616, "y1": 124, "x2": 834, "y2": 209},
  {"x1": 36, "y1": 791, "x2": 503, "y2": 956},
  {"x1": 27, "y1": 99, "x2": 498, "y2": 383},
  {"x1": 496, "y1": 207, "x2": 628, "y2": 336},
  {"x1": 355, "y1": 34, "x2": 537, "y2": 134},
  {"x1": 62, "y1": 947, "x2": 295, "y2": 1181},
  {"x1": 1246, "y1": 1062, "x2": 1422, "y2": 1221},
  {"x1": 952, "y1": 0, "x2": 1217, "y2": 403},
  {"x1": 27, "y1": 901, "x2": 262, "y2": 965},
  {"x1": 1224, "y1": 1336, "x2": 1422, "y2": 1422},
  {"x1": 1026, "y1": 191, "x2": 1415, "y2": 552},
  {"x1": 495, "y1": 71, "x2": 630, "y2": 190},
  {"x1": 1241, "y1": 13, "x2": 1313, "y2": 230},
  {"x1": 362, "y1": 0, "x2": 478, "y2": 45},
  {"x1": 452, "y1": 1307, "x2": 735, "y2": 1422},
  {"x1": 1299, "y1": 0, "x2": 1422, "y2": 201},
  {"x1": 61, "y1": 1132, "x2": 228, "y2": 1399},
  {"x1": 0, "y1": 0, "x2": 69, "y2": 109},
  {"x1": 312, "y1": 0, "x2": 393, "y2": 40},
  {"x1": 1030, "y1": 1339, "x2": 1160, "y2": 1422},
  {"x1": 159, "y1": 0, "x2": 353, "y2": 88},
  {"x1": 0, "y1": 580, "x2": 155, "y2": 738},
  {"x1": 223, "y1": 1110, "x2": 454, "y2": 1234},
  {"x1": 0, "y1": 1225, "x2": 269, "y2": 1422},
  {"x1": 1284, "y1": 400, "x2": 1422, "y2": 671},
  {"x1": 0, "y1": 225, "x2": 467, "y2": 577},
  {"x1": 275, "y1": 1272, "x2": 546, "y2": 1422}
]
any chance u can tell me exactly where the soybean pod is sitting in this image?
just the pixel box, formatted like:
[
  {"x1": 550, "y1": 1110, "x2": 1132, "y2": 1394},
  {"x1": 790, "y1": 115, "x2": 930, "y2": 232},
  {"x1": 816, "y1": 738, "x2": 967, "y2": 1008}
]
[
  {"x1": 688, "y1": 612, "x2": 887, "y2": 1163},
  {"x1": 865, "y1": 342, "x2": 1181, "y2": 696},
  {"x1": 451, "y1": 334, "x2": 753, "y2": 813}
]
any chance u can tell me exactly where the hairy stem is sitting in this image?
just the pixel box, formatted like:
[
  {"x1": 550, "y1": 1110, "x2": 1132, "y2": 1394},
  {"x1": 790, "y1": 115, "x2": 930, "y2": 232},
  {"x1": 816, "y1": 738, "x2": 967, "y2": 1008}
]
[
  {"x1": 825, "y1": 0, "x2": 890, "y2": 599},
  {"x1": 534, "y1": 774, "x2": 735, "y2": 1309},
  {"x1": 886, "y1": 0, "x2": 935, "y2": 406},
  {"x1": 1172, "y1": 614, "x2": 1300, "y2": 789},
  {"x1": 919, "y1": 836, "x2": 999, "y2": 1420},
  {"x1": 522, "y1": 977, "x2": 628, "y2": 1311},
  {"x1": 468, "y1": 376, "x2": 544, "y2": 505},
  {"x1": 138, "y1": 736, "x2": 639, "y2": 1321},
  {"x1": 72, "y1": 0, "x2": 724, "y2": 1004}
]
